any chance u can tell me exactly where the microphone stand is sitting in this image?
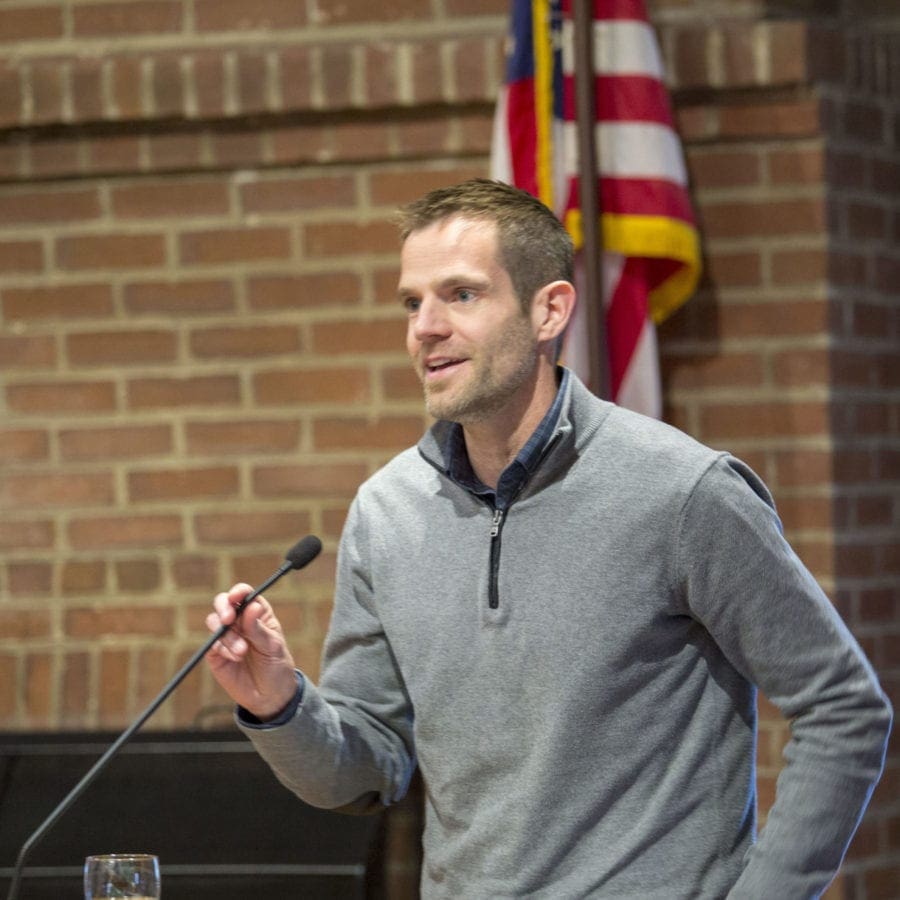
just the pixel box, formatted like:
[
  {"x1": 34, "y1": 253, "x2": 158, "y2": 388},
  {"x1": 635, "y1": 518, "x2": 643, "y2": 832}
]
[{"x1": 5, "y1": 536, "x2": 321, "y2": 900}]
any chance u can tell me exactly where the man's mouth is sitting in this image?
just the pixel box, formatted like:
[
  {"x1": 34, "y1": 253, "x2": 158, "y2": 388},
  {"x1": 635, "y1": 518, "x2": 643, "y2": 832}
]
[{"x1": 424, "y1": 357, "x2": 466, "y2": 380}]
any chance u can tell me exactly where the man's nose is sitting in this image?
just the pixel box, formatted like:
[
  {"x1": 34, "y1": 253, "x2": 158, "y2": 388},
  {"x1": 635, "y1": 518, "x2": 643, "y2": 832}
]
[{"x1": 411, "y1": 296, "x2": 451, "y2": 342}]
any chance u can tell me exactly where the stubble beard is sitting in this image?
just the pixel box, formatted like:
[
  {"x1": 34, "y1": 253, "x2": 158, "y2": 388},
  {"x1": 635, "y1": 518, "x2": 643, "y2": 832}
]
[{"x1": 419, "y1": 319, "x2": 539, "y2": 425}]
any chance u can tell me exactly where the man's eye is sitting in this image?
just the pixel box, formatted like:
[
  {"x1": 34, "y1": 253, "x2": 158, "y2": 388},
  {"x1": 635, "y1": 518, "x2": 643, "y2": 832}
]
[
  {"x1": 403, "y1": 297, "x2": 421, "y2": 313},
  {"x1": 456, "y1": 289, "x2": 475, "y2": 302}
]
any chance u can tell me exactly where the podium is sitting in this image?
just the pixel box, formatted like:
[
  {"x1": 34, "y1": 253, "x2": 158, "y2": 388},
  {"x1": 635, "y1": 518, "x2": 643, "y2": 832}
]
[{"x1": 0, "y1": 729, "x2": 384, "y2": 899}]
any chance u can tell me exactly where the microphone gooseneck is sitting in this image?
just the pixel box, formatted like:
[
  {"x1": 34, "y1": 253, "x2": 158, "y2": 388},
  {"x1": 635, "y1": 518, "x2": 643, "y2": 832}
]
[{"x1": 5, "y1": 536, "x2": 322, "y2": 900}]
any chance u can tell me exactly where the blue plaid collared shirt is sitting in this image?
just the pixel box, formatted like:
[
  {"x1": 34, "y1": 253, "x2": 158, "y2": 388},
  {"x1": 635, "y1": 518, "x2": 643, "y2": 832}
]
[{"x1": 442, "y1": 367, "x2": 570, "y2": 511}]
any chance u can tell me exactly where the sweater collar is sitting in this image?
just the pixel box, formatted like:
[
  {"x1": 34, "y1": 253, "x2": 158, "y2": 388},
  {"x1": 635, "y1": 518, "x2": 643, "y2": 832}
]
[{"x1": 419, "y1": 367, "x2": 577, "y2": 508}]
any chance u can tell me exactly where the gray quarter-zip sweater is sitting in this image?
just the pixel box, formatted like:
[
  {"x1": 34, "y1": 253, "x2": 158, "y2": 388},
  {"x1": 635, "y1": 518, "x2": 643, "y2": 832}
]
[{"x1": 240, "y1": 372, "x2": 891, "y2": 898}]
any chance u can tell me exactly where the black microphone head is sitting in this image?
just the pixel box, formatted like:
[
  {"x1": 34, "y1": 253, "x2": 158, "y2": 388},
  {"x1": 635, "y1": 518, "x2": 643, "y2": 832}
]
[{"x1": 285, "y1": 535, "x2": 322, "y2": 570}]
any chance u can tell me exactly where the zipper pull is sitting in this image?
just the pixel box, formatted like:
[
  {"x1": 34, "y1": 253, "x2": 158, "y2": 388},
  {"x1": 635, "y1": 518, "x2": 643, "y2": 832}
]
[{"x1": 490, "y1": 508, "x2": 503, "y2": 537}]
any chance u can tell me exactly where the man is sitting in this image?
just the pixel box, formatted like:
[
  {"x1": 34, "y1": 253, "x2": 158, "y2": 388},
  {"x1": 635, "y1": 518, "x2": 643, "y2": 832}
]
[{"x1": 207, "y1": 179, "x2": 891, "y2": 898}]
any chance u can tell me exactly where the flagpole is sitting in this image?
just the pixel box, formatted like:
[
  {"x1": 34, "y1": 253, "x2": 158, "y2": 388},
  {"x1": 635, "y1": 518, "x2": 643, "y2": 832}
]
[{"x1": 572, "y1": 0, "x2": 610, "y2": 400}]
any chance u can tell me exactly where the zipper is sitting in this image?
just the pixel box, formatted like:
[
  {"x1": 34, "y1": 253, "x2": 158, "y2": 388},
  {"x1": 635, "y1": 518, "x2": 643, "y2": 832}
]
[{"x1": 488, "y1": 507, "x2": 505, "y2": 609}]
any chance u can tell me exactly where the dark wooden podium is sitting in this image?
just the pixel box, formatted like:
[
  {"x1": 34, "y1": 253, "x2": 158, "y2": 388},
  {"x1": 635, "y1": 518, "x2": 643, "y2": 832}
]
[{"x1": 0, "y1": 729, "x2": 385, "y2": 899}]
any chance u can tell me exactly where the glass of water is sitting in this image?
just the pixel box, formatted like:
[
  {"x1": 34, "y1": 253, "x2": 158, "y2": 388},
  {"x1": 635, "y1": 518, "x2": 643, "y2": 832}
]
[{"x1": 84, "y1": 853, "x2": 160, "y2": 899}]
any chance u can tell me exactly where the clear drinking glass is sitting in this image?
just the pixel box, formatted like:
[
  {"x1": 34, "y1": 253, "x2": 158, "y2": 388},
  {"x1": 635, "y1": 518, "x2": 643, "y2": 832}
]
[{"x1": 84, "y1": 853, "x2": 160, "y2": 899}]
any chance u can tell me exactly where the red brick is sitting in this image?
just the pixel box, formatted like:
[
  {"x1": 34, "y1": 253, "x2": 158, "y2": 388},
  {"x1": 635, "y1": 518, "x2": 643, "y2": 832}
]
[
  {"x1": 0, "y1": 187, "x2": 101, "y2": 225},
  {"x1": 60, "y1": 424, "x2": 173, "y2": 461},
  {"x1": 719, "y1": 99, "x2": 822, "y2": 139},
  {"x1": 237, "y1": 52, "x2": 269, "y2": 113},
  {"x1": 25, "y1": 653, "x2": 52, "y2": 722},
  {"x1": 112, "y1": 180, "x2": 230, "y2": 219},
  {"x1": 0, "y1": 63, "x2": 22, "y2": 129},
  {"x1": 179, "y1": 227, "x2": 291, "y2": 265},
  {"x1": 1, "y1": 471, "x2": 115, "y2": 508},
  {"x1": 331, "y1": 123, "x2": 392, "y2": 162},
  {"x1": 70, "y1": 58, "x2": 104, "y2": 122},
  {"x1": 373, "y1": 266, "x2": 402, "y2": 304},
  {"x1": 185, "y1": 419, "x2": 301, "y2": 455},
  {"x1": 29, "y1": 59, "x2": 65, "y2": 124},
  {"x1": 446, "y1": 0, "x2": 507, "y2": 13},
  {"x1": 98, "y1": 649, "x2": 129, "y2": 723},
  {"x1": 767, "y1": 20, "x2": 809, "y2": 85},
  {"x1": 84, "y1": 133, "x2": 142, "y2": 173},
  {"x1": 0, "y1": 609, "x2": 51, "y2": 640},
  {"x1": 115, "y1": 558, "x2": 162, "y2": 591},
  {"x1": 772, "y1": 247, "x2": 830, "y2": 286},
  {"x1": 254, "y1": 366, "x2": 372, "y2": 405},
  {"x1": 394, "y1": 118, "x2": 456, "y2": 157},
  {"x1": 147, "y1": 132, "x2": 204, "y2": 169},
  {"x1": 0, "y1": 239, "x2": 43, "y2": 273},
  {"x1": 68, "y1": 514, "x2": 183, "y2": 550},
  {"x1": 208, "y1": 131, "x2": 265, "y2": 167},
  {"x1": 56, "y1": 233, "x2": 167, "y2": 271},
  {"x1": 2, "y1": 283, "x2": 113, "y2": 321},
  {"x1": 128, "y1": 466, "x2": 239, "y2": 502},
  {"x1": 0, "y1": 334, "x2": 56, "y2": 369},
  {"x1": 320, "y1": 44, "x2": 353, "y2": 108},
  {"x1": 247, "y1": 272, "x2": 363, "y2": 311},
  {"x1": 240, "y1": 173, "x2": 357, "y2": 214},
  {"x1": 6, "y1": 380, "x2": 117, "y2": 414},
  {"x1": 313, "y1": 415, "x2": 424, "y2": 451},
  {"x1": 0, "y1": 429, "x2": 49, "y2": 463},
  {"x1": 124, "y1": 279, "x2": 236, "y2": 315},
  {"x1": 108, "y1": 56, "x2": 144, "y2": 121},
  {"x1": 61, "y1": 560, "x2": 106, "y2": 594},
  {"x1": 152, "y1": 53, "x2": 184, "y2": 117},
  {"x1": 127, "y1": 375, "x2": 240, "y2": 409},
  {"x1": 768, "y1": 146, "x2": 825, "y2": 185},
  {"x1": 28, "y1": 135, "x2": 82, "y2": 180},
  {"x1": 190, "y1": 49, "x2": 227, "y2": 117},
  {"x1": 253, "y1": 463, "x2": 368, "y2": 497},
  {"x1": 312, "y1": 0, "x2": 426, "y2": 25},
  {"x1": 672, "y1": 27, "x2": 710, "y2": 90},
  {"x1": 704, "y1": 196, "x2": 825, "y2": 240},
  {"x1": 0, "y1": 6, "x2": 64, "y2": 41},
  {"x1": 369, "y1": 165, "x2": 485, "y2": 206},
  {"x1": 0, "y1": 519, "x2": 54, "y2": 550},
  {"x1": 61, "y1": 652, "x2": 90, "y2": 722},
  {"x1": 67, "y1": 329, "x2": 177, "y2": 366},
  {"x1": 29, "y1": 137, "x2": 82, "y2": 176},
  {"x1": 0, "y1": 655, "x2": 15, "y2": 718},
  {"x1": 193, "y1": 510, "x2": 312, "y2": 545},
  {"x1": 700, "y1": 400, "x2": 830, "y2": 441},
  {"x1": 311, "y1": 319, "x2": 405, "y2": 355},
  {"x1": 664, "y1": 351, "x2": 765, "y2": 392},
  {"x1": 702, "y1": 250, "x2": 762, "y2": 289},
  {"x1": 687, "y1": 149, "x2": 762, "y2": 190},
  {"x1": 194, "y1": 0, "x2": 307, "y2": 31},
  {"x1": 383, "y1": 365, "x2": 421, "y2": 401},
  {"x1": 451, "y1": 36, "x2": 494, "y2": 102},
  {"x1": 135, "y1": 647, "x2": 170, "y2": 709},
  {"x1": 364, "y1": 44, "x2": 401, "y2": 107},
  {"x1": 74, "y1": 1, "x2": 182, "y2": 35},
  {"x1": 189, "y1": 324, "x2": 301, "y2": 359},
  {"x1": 67, "y1": 605, "x2": 175, "y2": 638},
  {"x1": 6, "y1": 561, "x2": 53, "y2": 597},
  {"x1": 277, "y1": 46, "x2": 313, "y2": 110},
  {"x1": 172, "y1": 554, "x2": 219, "y2": 589},
  {"x1": 268, "y1": 123, "x2": 330, "y2": 164},
  {"x1": 305, "y1": 220, "x2": 397, "y2": 257}
]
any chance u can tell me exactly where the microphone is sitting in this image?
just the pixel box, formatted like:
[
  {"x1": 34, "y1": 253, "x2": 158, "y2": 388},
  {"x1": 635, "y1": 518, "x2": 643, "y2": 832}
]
[{"x1": 5, "y1": 536, "x2": 322, "y2": 900}]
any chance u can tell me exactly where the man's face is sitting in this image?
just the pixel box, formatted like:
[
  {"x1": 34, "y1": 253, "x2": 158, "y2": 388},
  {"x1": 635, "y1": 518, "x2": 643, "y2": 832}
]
[{"x1": 399, "y1": 216, "x2": 540, "y2": 425}]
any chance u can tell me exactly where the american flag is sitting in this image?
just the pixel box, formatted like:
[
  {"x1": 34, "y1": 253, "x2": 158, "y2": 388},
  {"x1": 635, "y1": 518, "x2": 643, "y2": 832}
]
[{"x1": 491, "y1": 0, "x2": 701, "y2": 417}]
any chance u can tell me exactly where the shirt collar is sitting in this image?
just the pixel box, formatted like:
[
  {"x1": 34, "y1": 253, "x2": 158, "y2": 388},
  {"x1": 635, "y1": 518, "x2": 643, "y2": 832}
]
[{"x1": 443, "y1": 367, "x2": 570, "y2": 508}]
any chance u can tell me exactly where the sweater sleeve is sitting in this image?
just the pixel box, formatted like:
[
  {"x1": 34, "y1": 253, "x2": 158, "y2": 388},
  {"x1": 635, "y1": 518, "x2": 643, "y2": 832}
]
[
  {"x1": 676, "y1": 455, "x2": 892, "y2": 899},
  {"x1": 238, "y1": 495, "x2": 416, "y2": 813}
]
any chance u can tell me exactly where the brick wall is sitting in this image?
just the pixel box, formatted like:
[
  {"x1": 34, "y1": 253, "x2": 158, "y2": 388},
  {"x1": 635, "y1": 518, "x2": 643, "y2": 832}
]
[{"x1": 0, "y1": 0, "x2": 897, "y2": 896}]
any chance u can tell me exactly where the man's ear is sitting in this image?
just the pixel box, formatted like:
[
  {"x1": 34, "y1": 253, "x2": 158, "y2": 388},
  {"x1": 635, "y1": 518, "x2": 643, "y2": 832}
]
[{"x1": 532, "y1": 280, "x2": 577, "y2": 344}]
